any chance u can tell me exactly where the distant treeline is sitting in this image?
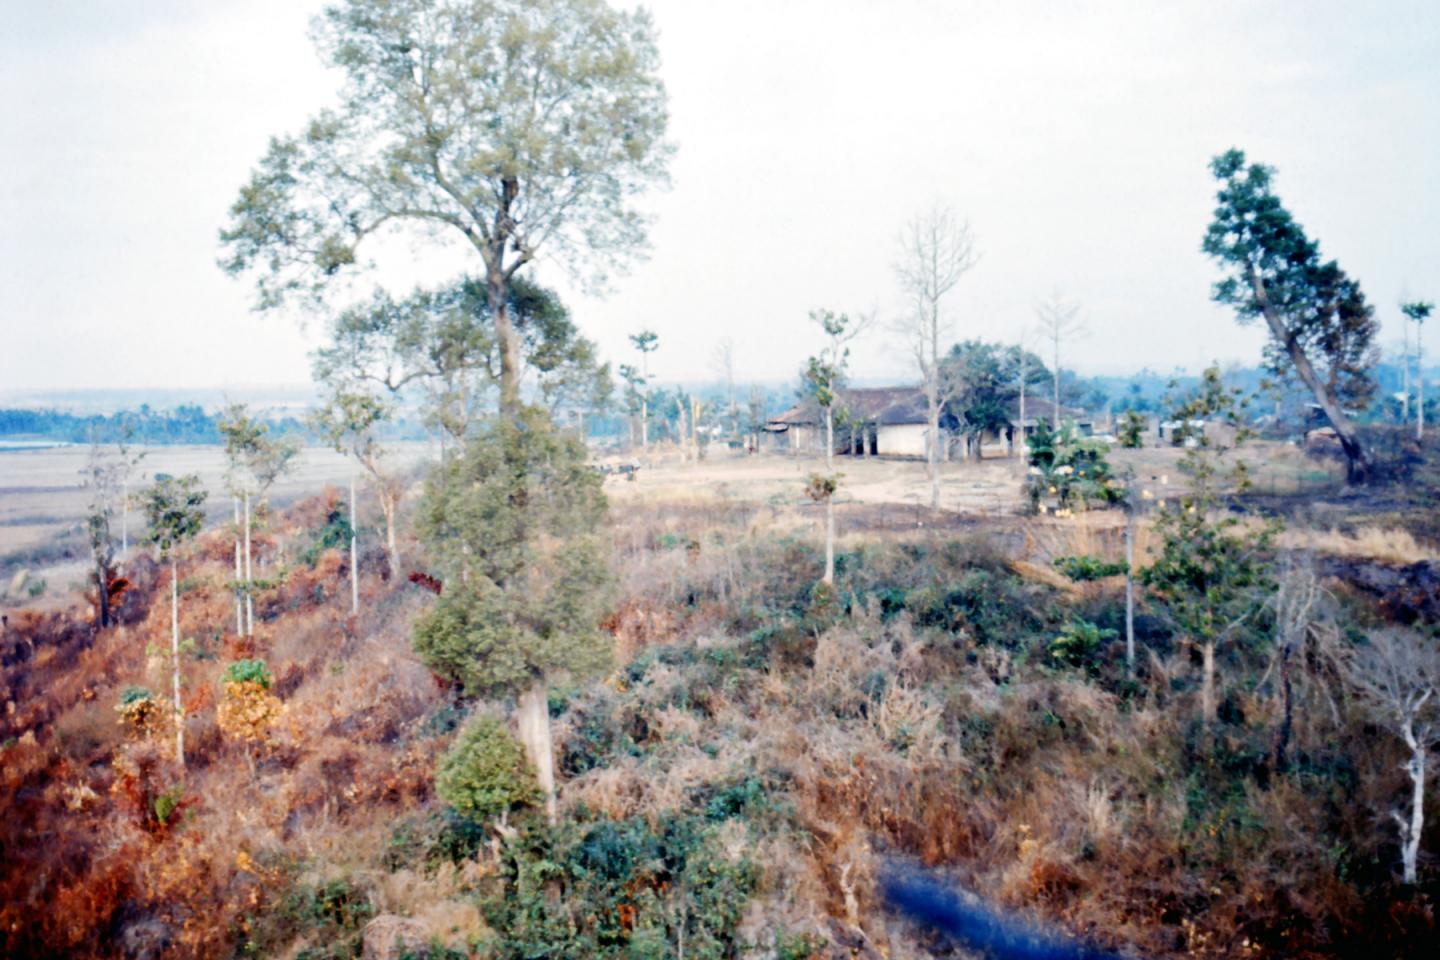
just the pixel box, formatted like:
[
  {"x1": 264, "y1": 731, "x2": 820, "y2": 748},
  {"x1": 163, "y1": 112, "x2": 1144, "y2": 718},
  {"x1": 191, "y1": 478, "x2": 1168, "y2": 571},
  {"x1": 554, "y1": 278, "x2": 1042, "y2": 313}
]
[{"x1": 0, "y1": 405, "x2": 309, "y2": 446}]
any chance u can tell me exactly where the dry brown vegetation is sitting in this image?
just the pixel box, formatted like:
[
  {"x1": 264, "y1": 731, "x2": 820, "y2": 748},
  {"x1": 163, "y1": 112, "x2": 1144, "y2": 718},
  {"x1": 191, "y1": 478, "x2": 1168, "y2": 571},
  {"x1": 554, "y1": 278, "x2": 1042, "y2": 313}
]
[{"x1": 0, "y1": 448, "x2": 1437, "y2": 958}]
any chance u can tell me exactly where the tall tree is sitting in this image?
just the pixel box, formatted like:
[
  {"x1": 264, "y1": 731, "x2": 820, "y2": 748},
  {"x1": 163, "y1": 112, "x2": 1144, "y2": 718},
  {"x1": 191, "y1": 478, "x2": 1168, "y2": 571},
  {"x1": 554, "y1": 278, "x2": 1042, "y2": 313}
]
[
  {"x1": 893, "y1": 204, "x2": 979, "y2": 509},
  {"x1": 1202, "y1": 149, "x2": 1379, "y2": 482},
  {"x1": 1034, "y1": 292, "x2": 1084, "y2": 422},
  {"x1": 413, "y1": 410, "x2": 612, "y2": 822},
  {"x1": 138, "y1": 474, "x2": 207, "y2": 768},
  {"x1": 801, "y1": 309, "x2": 862, "y2": 585},
  {"x1": 220, "y1": 0, "x2": 673, "y2": 418},
  {"x1": 712, "y1": 337, "x2": 738, "y2": 444},
  {"x1": 1401, "y1": 300, "x2": 1433, "y2": 441},
  {"x1": 629, "y1": 330, "x2": 659, "y2": 448}
]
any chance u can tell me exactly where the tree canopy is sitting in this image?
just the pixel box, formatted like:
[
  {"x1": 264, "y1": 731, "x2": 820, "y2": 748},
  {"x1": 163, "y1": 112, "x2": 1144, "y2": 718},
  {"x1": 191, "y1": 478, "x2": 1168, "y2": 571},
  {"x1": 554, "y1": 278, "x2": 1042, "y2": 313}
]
[
  {"x1": 1202, "y1": 149, "x2": 1377, "y2": 480},
  {"x1": 221, "y1": 0, "x2": 672, "y2": 413}
]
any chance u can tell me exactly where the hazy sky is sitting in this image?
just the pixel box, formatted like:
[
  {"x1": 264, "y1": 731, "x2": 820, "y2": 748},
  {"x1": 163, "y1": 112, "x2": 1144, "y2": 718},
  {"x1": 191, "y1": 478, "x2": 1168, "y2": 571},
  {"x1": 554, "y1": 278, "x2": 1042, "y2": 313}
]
[{"x1": 1, "y1": 0, "x2": 1436, "y2": 394}]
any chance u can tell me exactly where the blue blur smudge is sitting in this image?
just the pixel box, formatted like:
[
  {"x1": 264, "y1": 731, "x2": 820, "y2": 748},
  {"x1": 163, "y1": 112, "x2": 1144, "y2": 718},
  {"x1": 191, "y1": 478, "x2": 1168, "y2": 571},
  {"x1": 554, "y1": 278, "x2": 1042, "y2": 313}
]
[{"x1": 880, "y1": 867, "x2": 1125, "y2": 960}]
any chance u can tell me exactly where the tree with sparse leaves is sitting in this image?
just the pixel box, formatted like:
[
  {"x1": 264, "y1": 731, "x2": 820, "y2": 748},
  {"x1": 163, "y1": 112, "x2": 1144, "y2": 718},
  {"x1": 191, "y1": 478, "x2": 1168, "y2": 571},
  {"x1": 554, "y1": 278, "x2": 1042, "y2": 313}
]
[
  {"x1": 139, "y1": 473, "x2": 207, "y2": 768},
  {"x1": 1143, "y1": 367, "x2": 1276, "y2": 730},
  {"x1": 801, "y1": 309, "x2": 862, "y2": 585},
  {"x1": 1401, "y1": 300, "x2": 1433, "y2": 441},
  {"x1": 1203, "y1": 149, "x2": 1378, "y2": 482}
]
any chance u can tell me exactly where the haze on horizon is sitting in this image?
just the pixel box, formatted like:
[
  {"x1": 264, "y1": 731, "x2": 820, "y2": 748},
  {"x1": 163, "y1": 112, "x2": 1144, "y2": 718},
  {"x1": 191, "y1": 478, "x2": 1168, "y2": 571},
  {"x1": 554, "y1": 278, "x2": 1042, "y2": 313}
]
[{"x1": 1, "y1": 0, "x2": 1436, "y2": 395}]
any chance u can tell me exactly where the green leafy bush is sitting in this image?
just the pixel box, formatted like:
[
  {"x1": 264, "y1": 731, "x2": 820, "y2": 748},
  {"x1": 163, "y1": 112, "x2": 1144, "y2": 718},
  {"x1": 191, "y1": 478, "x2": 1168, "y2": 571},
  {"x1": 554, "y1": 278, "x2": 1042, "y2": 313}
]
[
  {"x1": 482, "y1": 814, "x2": 757, "y2": 959},
  {"x1": 1053, "y1": 554, "x2": 1128, "y2": 581},
  {"x1": 119, "y1": 685, "x2": 156, "y2": 707},
  {"x1": 1025, "y1": 420, "x2": 1123, "y2": 511},
  {"x1": 435, "y1": 715, "x2": 540, "y2": 820},
  {"x1": 300, "y1": 503, "x2": 353, "y2": 567},
  {"x1": 1118, "y1": 409, "x2": 1146, "y2": 448},
  {"x1": 1049, "y1": 618, "x2": 1116, "y2": 667},
  {"x1": 223, "y1": 658, "x2": 273, "y2": 689}
]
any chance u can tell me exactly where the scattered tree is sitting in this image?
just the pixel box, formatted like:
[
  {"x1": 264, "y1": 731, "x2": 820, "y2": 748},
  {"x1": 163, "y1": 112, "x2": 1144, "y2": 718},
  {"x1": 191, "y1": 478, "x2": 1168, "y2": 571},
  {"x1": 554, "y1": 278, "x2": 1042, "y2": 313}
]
[
  {"x1": 79, "y1": 433, "x2": 144, "y2": 630},
  {"x1": 1203, "y1": 149, "x2": 1379, "y2": 482},
  {"x1": 1035, "y1": 291, "x2": 1085, "y2": 421},
  {"x1": 894, "y1": 204, "x2": 979, "y2": 509},
  {"x1": 1142, "y1": 366, "x2": 1276, "y2": 729},
  {"x1": 1401, "y1": 300, "x2": 1433, "y2": 441},
  {"x1": 801, "y1": 309, "x2": 863, "y2": 585},
  {"x1": 1346, "y1": 628, "x2": 1440, "y2": 885},
  {"x1": 218, "y1": 405, "x2": 298, "y2": 637},
  {"x1": 138, "y1": 473, "x2": 207, "y2": 767},
  {"x1": 629, "y1": 330, "x2": 659, "y2": 448},
  {"x1": 311, "y1": 388, "x2": 404, "y2": 575}
]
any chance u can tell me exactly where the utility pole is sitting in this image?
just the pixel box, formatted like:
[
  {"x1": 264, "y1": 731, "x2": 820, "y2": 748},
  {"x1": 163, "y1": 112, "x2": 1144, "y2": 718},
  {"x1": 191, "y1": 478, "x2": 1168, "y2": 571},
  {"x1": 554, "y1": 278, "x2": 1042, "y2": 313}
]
[{"x1": 1124, "y1": 478, "x2": 1136, "y2": 674}]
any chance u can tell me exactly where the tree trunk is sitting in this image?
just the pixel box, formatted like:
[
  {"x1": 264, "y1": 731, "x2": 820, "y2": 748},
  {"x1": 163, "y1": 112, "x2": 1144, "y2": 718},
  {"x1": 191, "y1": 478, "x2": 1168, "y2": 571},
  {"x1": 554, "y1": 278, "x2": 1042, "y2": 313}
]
[
  {"x1": 1418, "y1": 335, "x2": 1425, "y2": 443},
  {"x1": 823, "y1": 405, "x2": 835, "y2": 585},
  {"x1": 233, "y1": 497, "x2": 243, "y2": 635},
  {"x1": 1124, "y1": 504, "x2": 1135, "y2": 674},
  {"x1": 641, "y1": 397, "x2": 649, "y2": 448},
  {"x1": 350, "y1": 475, "x2": 360, "y2": 616},
  {"x1": 171, "y1": 557, "x2": 184, "y2": 769},
  {"x1": 1018, "y1": 359, "x2": 1028, "y2": 461},
  {"x1": 1201, "y1": 638, "x2": 1216, "y2": 727},
  {"x1": 244, "y1": 493, "x2": 254, "y2": 636},
  {"x1": 1053, "y1": 331, "x2": 1061, "y2": 422},
  {"x1": 94, "y1": 562, "x2": 112, "y2": 630},
  {"x1": 517, "y1": 679, "x2": 557, "y2": 825},
  {"x1": 1399, "y1": 715, "x2": 1426, "y2": 885},
  {"x1": 927, "y1": 396, "x2": 941, "y2": 511},
  {"x1": 382, "y1": 489, "x2": 400, "y2": 577},
  {"x1": 488, "y1": 271, "x2": 522, "y2": 418},
  {"x1": 1273, "y1": 643, "x2": 1293, "y2": 773},
  {"x1": 1248, "y1": 267, "x2": 1369, "y2": 482}
]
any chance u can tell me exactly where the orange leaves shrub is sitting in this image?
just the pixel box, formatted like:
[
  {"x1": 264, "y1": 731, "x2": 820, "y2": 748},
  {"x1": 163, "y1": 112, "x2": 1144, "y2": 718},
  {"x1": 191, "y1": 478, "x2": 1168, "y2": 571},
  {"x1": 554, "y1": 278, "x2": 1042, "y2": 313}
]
[{"x1": 217, "y1": 679, "x2": 285, "y2": 742}]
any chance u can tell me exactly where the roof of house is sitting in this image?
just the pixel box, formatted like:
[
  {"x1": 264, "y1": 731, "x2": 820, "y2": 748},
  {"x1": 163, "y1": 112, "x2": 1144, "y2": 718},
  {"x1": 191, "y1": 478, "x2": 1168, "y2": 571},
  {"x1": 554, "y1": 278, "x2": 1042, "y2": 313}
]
[{"x1": 769, "y1": 387, "x2": 1092, "y2": 429}]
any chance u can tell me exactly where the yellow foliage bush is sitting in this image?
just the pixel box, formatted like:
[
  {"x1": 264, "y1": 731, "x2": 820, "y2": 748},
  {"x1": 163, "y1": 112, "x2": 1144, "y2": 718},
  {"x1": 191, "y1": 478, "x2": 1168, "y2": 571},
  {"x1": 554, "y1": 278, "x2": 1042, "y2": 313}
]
[{"x1": 217, "y1": 680, "x2": 285, "y2": 742}]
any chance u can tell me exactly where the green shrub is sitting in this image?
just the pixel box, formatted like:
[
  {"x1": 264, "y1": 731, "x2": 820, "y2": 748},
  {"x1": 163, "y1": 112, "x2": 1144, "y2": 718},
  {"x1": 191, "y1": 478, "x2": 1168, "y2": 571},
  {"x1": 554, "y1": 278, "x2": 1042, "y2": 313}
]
[
  {"x1": 223, "y1": 659, "x2": 273, "y2": 689},
  {"x1": 300, "y1": 503, "x2": 353, "y2": 567},
  {"x1": 1049, "y1": 618, "x2": 1116, "y2": 667},
  {"x1": 119, "y1": 685, "x2": 156, "y2": 706},
  {"x1": 1053, "y1": 554, "x2": 1128, "y2": 581},
  {"x1": 482, "y1": 813, "x2": 757, "y2": 959},
  {"x1": 1118, "y1": 409, "x2": 1146, "y2": 448},
  {"x1": 435, "y1": 714, "x2": 540, "y2": 821}
]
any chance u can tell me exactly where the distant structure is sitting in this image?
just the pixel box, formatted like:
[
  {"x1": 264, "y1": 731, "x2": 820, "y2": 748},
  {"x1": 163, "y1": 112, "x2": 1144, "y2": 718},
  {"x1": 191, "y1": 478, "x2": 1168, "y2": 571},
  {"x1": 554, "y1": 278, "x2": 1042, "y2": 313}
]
[{"x1": 765, "y1": 387, "x2": 1092, "y2": 459}]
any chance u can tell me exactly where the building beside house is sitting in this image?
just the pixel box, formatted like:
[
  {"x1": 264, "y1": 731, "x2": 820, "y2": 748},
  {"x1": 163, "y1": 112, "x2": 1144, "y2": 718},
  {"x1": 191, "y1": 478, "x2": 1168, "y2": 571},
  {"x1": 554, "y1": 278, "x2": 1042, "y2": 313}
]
[{"x1": 764, "y1": 387, "x2": 1094, "y2": 459}]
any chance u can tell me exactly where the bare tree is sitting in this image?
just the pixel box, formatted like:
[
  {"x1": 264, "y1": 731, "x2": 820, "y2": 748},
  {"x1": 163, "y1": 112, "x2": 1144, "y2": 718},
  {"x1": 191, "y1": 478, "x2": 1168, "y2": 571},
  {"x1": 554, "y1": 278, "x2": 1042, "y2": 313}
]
[
  {"x1": 711, "y1": 337, "x2": 738, "y2": 444},
  {"x1": 1402, "y1": 300, "x2": 1433, "y2": 441},
  {"x1": 1346, "y1": 628, "x2": 1440, "y2": 885},
  {"x1": 1035, "y1": 291, "x2": 1085, "y2": 420},
  {"x1": 893, "y1": 204, "x2": 979, "y2": 510}
]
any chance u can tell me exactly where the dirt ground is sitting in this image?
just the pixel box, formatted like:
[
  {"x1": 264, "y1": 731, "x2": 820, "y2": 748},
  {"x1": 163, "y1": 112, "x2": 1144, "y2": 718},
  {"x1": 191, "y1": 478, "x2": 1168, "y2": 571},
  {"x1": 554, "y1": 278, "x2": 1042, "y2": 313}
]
[{"x1": 602, "y1": 440, "x2": 1341, "y2": 515}]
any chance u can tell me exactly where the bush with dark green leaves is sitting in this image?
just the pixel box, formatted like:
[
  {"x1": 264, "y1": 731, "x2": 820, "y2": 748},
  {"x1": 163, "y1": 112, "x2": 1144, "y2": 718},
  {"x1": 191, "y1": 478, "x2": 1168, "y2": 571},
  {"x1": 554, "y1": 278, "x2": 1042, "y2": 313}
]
[
  {"x1": 481, "y1": 813, "x2": 757, "y2": 960},
  {"x1": 435, "y1": 714, "x2": 540, "y2": 821},
  {"x1": 223, "y1": 659, "x2": 272, "y2": 689},
  {"x1": 1053, "y1": 554, "x2": 1128, "y2": 581}
]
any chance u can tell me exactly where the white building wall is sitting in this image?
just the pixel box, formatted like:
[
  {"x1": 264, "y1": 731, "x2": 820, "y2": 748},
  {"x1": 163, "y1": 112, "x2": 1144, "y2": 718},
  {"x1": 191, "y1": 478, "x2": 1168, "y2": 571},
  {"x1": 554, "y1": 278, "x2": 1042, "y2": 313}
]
[{"x1": 875, "y1": 423, "x2": 928, "y2": 457}]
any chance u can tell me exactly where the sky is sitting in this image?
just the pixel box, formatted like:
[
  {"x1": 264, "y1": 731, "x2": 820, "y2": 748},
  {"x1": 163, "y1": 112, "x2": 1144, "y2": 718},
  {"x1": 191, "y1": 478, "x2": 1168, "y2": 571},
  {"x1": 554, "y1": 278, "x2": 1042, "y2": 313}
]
[{"x1": 1, "y1": 0, "x2": 1437, "y2": 396}]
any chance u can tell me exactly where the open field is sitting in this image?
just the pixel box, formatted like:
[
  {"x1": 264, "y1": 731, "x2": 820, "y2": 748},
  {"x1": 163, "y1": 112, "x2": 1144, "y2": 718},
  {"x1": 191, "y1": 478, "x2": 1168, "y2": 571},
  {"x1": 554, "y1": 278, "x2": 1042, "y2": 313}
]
[{"x1": 0, "y1": 442, "x2": 437, "y2": 607}]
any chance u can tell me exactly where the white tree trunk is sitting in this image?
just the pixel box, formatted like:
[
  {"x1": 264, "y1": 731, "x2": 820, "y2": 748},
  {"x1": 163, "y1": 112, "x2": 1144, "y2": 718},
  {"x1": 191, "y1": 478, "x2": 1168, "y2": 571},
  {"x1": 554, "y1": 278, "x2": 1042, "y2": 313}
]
[
  {"x1": 171, "y1": 558, "x2": 184, "y2": 768},
  {"x1": 1418, "y1": 334, "x2": 1426, "y2": 442},
  {"x1": 517, "y1": 679, "x2": 557, "y2": 825},
  {"x1": 233, "y1": 497, "x2": 243, "y2": 636},
  {"x1": 1398, "y1": 716, "x2": 1427, "y2": 885},
  {"x1": 243, "y1": 493, "x2": 254, "y2": 636},
  {"x1": 824, "y1": 405, "x2": 835, "y2": 585},
  {"x1": 928, "y1": 400, "x2": 941, "y2": 511},
  {"x1": 350, "y1": 475, "x2": 360, "y2": 616}
]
